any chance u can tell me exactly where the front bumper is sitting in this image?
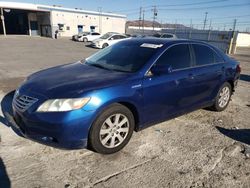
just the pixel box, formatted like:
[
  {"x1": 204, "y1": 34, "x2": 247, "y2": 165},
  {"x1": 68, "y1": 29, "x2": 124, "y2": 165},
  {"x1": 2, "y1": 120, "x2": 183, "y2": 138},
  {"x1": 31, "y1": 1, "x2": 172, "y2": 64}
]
[
  {"x1": 90, "y1": 42, "x2": 102, "y2": 49},
  {"x1": 7, "y1": 106, "x2": 95, "y2": 149}
]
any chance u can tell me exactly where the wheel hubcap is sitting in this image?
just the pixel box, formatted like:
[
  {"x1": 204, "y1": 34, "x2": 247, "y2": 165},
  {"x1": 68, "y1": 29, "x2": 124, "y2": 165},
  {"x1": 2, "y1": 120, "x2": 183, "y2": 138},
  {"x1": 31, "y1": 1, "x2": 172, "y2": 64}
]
[
  {"x1": 218, "y1": 86, "x2": 230, "y2": 108},
  {"x1": 99, "y1": 113, "x2": 129, "y2": 148}
]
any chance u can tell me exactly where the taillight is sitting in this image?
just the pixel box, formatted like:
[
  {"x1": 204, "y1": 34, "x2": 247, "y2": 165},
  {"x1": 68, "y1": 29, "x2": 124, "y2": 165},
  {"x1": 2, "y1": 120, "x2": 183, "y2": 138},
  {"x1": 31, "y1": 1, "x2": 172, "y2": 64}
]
[{"x1": 236, "y1": 64, "x2": 241, "y2": 73}]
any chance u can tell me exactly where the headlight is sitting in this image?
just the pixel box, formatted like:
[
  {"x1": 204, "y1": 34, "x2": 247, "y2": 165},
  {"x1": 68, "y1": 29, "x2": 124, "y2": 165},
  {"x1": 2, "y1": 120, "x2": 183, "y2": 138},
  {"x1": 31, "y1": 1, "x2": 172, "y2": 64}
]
[{"x1": 37, "y1": 98, "x2": 90, "y2": 112}]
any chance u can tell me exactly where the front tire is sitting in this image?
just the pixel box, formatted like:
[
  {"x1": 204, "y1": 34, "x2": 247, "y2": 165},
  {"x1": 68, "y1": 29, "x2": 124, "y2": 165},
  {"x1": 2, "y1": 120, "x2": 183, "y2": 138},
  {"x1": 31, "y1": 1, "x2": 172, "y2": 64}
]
[
  {"x1": 102, "y1": 43, "x2": 109, "y2": 48},
  {"x1": 88, "y1": 104, "x2": 134, "y2": 154},
  {"x1": 83, "y1": 38, "x2": 88, "y2": 42},
  {"x1": 212, "y1": 82, "x2": 232, "y2": 111}
]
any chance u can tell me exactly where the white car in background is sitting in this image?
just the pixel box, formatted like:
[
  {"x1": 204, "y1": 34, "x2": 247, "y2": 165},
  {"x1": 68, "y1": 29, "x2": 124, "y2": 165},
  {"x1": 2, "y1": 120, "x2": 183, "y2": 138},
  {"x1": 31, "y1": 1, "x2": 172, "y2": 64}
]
[
  {"x1": 91, "y1": 32, "x2": 128, "y2": 49},
  {"x1": 77, "y1": 32, "x2": 101, "y2": 42}
]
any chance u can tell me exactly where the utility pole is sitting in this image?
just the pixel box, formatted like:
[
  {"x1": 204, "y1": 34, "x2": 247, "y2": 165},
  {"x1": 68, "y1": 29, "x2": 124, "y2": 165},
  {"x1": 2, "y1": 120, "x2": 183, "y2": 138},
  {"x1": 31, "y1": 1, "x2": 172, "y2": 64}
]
[
  {"x1": 229, "y1": 19, "x2": 237, "y2": 54},
  {"x1": 190, "y1": 19, "x2": 193, "y2": 29},
  {"x1": 209, "y1": 19, "x2": 212, "y2": 30},
  {"x1": 208, "y1": 19, "x2": 212, "y2": 41},
  {"x1": 152, "y1": 6, "x2": 157, "y2": 31},
  {"x1": 203, "y1": 12, "x2": 208, "y2": 30},
  {"x1": 98, "y1": 7, "x2": 102, "y2": 34},
  {"x1": 189, "y1": 19, "x2": 192, "y2": 39},
  {"x1": 174, "y1": 19, "x2": 177, "y2": 34},
  {"x1": 232, "y1": 19, "x2": 237, "y2": 31},
  {"x1": 0, "y1": 8, "x2": 6, "y2": 36},
  {"x1": 139, "y1": 7, "x2": 142, "y2": 30},
  {"x1": 142, "y1": 9, "x2": 145, "y2": 34}
]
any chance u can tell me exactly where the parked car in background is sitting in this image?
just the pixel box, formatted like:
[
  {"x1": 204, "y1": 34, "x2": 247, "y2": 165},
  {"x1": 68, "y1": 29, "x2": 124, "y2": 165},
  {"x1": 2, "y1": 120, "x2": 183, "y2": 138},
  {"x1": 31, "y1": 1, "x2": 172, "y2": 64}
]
[
  {"x1": 77, "y1": 32, "x2": 101, "y2": 42},
  {"x1": 9, "y1": 39, "x2": 240, "y2": 154},
  {"x1": 152, "y1": 33, "x2": 177, "y2": 39},
  {"x1": 91, "y1": 32, "x2": 128, "y2": 48},
  {"x1": 72, "y1": 32, "x2": 89, "y2": 41}
]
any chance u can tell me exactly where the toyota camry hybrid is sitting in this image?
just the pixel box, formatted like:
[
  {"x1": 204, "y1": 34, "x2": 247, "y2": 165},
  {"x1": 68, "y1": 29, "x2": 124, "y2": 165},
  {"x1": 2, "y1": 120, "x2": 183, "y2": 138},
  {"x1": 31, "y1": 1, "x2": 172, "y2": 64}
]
[{"x1": 8, "y1": 38, "x2": 241, "y2": 154}]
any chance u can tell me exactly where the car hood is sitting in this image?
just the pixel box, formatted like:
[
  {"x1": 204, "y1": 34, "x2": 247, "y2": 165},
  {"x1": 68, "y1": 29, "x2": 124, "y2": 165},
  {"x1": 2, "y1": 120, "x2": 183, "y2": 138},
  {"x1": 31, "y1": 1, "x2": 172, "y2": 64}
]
[{"x1": 20, "y1": 62, "x2": 131, "y2": 98}]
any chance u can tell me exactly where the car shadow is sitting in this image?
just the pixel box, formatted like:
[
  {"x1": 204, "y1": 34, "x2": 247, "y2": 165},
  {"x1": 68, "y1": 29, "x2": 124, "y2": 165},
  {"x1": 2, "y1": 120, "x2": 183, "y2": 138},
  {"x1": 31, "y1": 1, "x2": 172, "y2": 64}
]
[
  {"x1": 240, "y1": 74, "x2": 250, "y2": 82},
  {"x1": 0, "y1": 157, "x2": 11, "y2": 188},
  {"x1": 216, "y1": 126, "x2": 250, "y2": 145},
  {"x1": 0, "y1": 91, "x2": 15, "y2": 128}
]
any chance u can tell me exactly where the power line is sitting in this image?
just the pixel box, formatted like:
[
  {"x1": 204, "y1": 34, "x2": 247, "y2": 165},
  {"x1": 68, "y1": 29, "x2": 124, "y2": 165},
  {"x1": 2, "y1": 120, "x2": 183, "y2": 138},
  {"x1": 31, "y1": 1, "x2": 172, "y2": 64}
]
[
  {"x1": 143, "y1": 0, "x2": 229, "y2": 8},
  {"x1": 158, "y1": 3, "x2": 250, "y2": 11},
  {"x1": 112, "y1": 0, "x2": 229, "y2": 13}
]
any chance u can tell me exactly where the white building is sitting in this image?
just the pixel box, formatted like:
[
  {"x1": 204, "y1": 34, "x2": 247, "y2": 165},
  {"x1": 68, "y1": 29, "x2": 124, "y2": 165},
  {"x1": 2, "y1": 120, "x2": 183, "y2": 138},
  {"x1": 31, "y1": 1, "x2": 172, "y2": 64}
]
[{"x1": 0, "y1": 1, "x2": 126, "y2": 38}]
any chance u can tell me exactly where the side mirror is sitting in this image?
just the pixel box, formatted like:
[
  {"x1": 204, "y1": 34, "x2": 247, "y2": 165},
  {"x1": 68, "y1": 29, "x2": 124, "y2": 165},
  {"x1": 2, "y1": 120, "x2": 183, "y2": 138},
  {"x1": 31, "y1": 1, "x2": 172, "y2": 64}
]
[
  {"x1": 110, "y1": 37, "x2": 114, "y2": 40},
  {"x1": 150, "y1": 64, "x2": 172, "y2": 75}
]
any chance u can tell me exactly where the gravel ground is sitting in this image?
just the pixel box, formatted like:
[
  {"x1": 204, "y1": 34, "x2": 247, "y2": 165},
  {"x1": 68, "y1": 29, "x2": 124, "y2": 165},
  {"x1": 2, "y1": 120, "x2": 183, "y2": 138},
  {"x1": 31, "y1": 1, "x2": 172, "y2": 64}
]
[{"x1": 0, "y1": 36, "x2": 249, "y2": 188}]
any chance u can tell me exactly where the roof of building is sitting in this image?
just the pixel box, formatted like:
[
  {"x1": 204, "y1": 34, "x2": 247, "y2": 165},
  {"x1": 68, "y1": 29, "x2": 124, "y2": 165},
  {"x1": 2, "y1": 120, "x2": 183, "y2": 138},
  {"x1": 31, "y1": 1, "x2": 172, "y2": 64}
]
[{"x1": 0, "y1": 1, "x2": 126, "y2": 18}]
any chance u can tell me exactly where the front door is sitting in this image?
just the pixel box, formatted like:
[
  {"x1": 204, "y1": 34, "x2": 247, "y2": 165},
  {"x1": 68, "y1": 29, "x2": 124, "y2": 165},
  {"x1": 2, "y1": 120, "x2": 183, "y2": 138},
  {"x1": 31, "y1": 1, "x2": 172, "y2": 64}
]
[
  {"x1": 30, "y1": 21, "x2": 38, "y2": 36},
  {"x1": 142, "y1": 44, "x2": 196, "y2": 125}
]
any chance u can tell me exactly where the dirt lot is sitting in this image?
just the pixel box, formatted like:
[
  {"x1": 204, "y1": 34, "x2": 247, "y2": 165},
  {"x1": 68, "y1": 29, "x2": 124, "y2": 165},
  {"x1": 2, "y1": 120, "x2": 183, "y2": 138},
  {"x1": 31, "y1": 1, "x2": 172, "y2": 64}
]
[{"x1": 0, "y1": 36, "x2": 249, "y2": 188}]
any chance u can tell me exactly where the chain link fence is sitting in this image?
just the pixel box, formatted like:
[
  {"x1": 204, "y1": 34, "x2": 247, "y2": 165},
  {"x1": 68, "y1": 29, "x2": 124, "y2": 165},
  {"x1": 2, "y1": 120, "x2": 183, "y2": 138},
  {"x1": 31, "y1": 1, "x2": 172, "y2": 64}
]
[{"x1": 126, "y1": 28, "x2": 236, "y2": 54}]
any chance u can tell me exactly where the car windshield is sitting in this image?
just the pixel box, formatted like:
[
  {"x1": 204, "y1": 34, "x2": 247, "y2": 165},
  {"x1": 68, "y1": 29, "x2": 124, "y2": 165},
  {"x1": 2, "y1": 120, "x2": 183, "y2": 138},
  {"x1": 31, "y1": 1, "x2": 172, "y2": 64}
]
[
  {"x1": 100, "y1": 33, "x2": 113, "y2": 39},
  {"x1": 85, "y1": 42, "x2": 161, "y2": 73}
]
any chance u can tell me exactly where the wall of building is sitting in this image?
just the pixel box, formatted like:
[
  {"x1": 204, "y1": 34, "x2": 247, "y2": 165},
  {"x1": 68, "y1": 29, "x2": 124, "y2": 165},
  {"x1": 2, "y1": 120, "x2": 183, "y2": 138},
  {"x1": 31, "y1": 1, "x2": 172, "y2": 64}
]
[
  {"x1": 50, "y1": 10, "x2": 126, "y2": 37},
  {"x1": 236, "y1": 33, "x2": 250, "y2": 47}
]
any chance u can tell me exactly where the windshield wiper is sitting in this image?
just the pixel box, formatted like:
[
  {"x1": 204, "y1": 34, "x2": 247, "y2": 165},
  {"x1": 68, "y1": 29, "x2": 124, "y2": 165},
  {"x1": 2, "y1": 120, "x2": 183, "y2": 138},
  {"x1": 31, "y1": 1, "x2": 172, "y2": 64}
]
[
  {"x1": 88, "y1": 63, "x2": 111, "y2": 71},
  {"x1": 109, "y1": 68, "x2": 132, "y2": 73}
]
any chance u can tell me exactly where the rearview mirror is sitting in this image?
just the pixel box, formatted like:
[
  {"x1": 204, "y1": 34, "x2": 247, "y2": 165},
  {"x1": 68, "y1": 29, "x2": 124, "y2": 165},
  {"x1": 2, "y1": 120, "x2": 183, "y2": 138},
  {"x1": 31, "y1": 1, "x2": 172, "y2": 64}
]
[{"x1": 150, "y1": 64, "x2": 172, "y2": 75}]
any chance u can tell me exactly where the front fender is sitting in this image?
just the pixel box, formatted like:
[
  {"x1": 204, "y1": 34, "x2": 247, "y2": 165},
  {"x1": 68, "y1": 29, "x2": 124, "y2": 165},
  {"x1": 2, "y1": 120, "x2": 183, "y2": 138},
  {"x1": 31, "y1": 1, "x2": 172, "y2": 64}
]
[{"x1": 82, "y1": 82, "x2": 143, "y2": 132}]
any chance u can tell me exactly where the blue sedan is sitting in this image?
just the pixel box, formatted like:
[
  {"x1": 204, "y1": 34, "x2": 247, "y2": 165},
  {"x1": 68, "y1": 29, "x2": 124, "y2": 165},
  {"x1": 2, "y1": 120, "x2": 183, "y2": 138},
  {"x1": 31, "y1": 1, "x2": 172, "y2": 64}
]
[{"x1": 9, "y1": 38, "x2": 241, "y2": 154}]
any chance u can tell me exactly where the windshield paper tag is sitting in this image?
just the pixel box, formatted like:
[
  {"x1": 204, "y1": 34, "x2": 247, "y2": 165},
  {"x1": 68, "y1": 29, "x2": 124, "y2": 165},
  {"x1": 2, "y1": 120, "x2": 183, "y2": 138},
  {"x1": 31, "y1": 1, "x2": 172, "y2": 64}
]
[{"x1": 140, "y1": 43, "x2": 163, "y2": 48}]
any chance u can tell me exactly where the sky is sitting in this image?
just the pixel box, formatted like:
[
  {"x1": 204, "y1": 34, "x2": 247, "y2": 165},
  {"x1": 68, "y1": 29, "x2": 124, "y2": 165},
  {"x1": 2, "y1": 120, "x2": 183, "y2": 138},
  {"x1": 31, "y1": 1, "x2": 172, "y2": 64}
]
[{"x1": 1, "y1": 0, "x2": 250, "y2": 31}]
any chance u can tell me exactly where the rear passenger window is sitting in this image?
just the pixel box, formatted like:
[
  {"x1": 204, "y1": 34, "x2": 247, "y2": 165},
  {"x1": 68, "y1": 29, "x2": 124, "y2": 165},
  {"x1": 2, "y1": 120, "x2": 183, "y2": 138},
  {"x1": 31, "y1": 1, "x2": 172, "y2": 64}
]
[
  {"x1": 214, "y1": 51, "x2": 224, "y2": 63},
  {"x1": 193, "y1": 44, "x2": 223, "y2": 66},
  {"x1": 193, "y1": 44, "x2": 214, "y2": 65},
  {"x1": 156, "y1": 44, "x2": 191, "y2": 70},
  {"x1": 112, "y1": 35, "x2": 120, "y2": 40}
]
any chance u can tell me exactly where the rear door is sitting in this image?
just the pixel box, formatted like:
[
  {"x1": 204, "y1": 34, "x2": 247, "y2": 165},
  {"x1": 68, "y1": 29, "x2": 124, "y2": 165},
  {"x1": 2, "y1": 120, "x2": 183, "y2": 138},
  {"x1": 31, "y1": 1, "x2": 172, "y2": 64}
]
[
  {"x1": 190, "y1": 43, "x2": 225, "y2": 105},
  {"x1": 142, "y1": 43, "x2": 197, "y2": 124}
]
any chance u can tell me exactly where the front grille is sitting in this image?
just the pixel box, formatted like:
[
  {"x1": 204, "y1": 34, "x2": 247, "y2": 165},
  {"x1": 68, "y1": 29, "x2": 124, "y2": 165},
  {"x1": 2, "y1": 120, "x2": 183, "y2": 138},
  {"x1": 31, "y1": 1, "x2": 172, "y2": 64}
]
[{"x1": 13, "y1": 95, "x2": 38, "y2": 112}]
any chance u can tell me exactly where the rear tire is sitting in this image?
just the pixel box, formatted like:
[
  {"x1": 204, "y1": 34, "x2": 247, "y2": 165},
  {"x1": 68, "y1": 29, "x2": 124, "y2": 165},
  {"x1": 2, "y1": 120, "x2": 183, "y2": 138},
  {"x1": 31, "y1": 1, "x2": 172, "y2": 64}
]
[
  {"x1": 211, "y1": 82, "x2": 232, "y2": 111},
  {"x1": 88, "y1": 103, "x2": 134, "y2": 154}
]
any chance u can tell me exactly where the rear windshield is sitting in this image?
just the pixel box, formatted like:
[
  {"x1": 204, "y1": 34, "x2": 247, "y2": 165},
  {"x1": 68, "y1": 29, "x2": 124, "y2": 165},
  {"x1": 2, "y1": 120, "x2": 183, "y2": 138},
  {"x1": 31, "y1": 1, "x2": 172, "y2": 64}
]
[{"x1": 85, "y1": 42, "x2": 161, "y2": 72}]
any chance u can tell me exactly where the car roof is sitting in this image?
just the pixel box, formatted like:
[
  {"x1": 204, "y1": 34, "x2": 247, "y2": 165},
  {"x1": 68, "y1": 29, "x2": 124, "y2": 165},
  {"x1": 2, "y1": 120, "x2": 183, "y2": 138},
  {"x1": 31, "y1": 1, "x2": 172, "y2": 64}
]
[
  {"x1": 126, "y1": 38, "x2": 214, "y2": 46},
  {"x1": 110, "y1": 33, "x2": 126, "y2": 36}
]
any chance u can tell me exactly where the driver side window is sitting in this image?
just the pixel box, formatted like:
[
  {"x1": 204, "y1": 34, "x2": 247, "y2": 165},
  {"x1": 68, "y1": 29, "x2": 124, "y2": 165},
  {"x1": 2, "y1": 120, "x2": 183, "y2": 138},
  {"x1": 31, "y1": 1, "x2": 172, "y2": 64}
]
[{"x1": 156, "y1": 44, "x2": 191, "y2": 70}]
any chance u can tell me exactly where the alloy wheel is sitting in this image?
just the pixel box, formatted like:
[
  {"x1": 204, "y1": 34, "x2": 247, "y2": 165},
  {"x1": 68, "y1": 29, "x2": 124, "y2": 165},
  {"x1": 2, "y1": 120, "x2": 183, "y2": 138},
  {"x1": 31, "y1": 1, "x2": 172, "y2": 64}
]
[
  {"x1": 218, "y1": 86, "x2": 230, "y2": 108},
  {"x1": 99, "y1": 113, "x2": 129, "y2": 148}
]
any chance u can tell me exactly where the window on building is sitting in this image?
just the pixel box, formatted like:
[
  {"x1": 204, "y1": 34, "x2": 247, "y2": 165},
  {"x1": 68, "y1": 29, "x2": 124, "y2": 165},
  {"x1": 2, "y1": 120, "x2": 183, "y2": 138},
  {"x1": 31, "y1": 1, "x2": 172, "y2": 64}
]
[
  {"x1": 78, "y1": 25, "x2": 83, "y2": 33},
  {"x1": 66, "y1": 26, "x2": 70, "y2": 30},
  {"x1": 58, "y1": 24, "x2": 64, "y2": 31},
  {"x1": 90, "y1": 26, "x2": 96, "y2": 32}
]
